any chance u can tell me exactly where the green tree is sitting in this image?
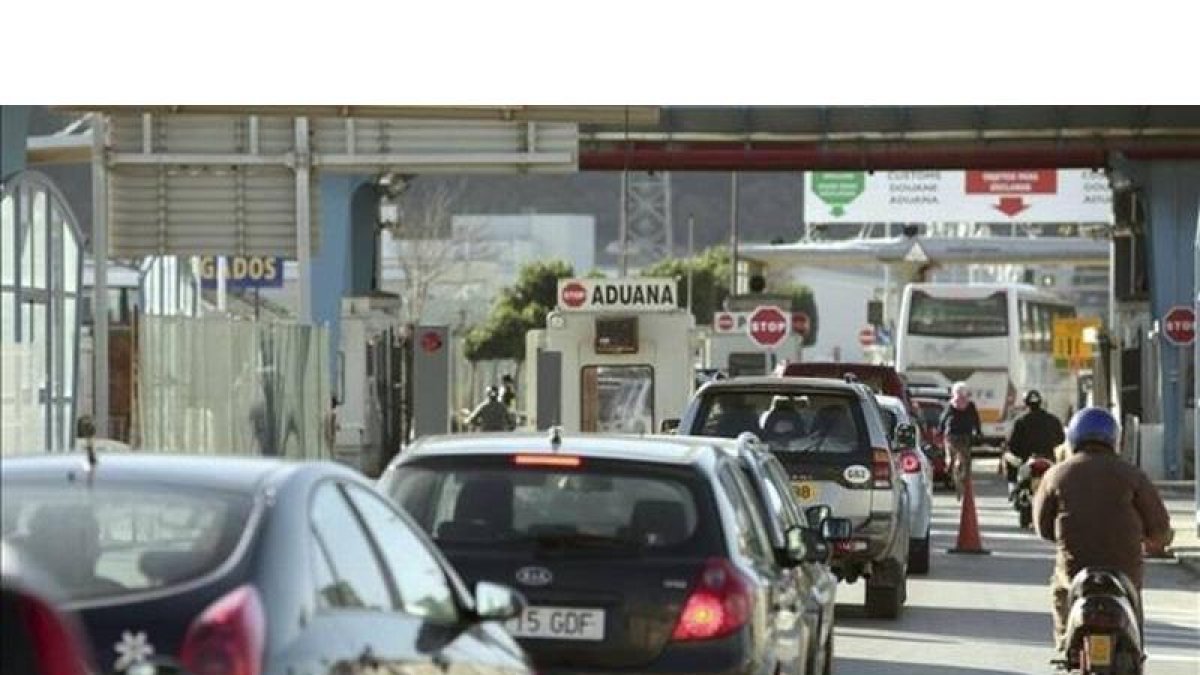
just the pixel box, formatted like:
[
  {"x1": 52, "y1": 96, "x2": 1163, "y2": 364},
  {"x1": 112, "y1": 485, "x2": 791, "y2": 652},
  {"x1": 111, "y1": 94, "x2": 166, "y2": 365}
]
[
  {"x1": 642, "y1": 247, "x2": 818, "y2": 345},
  {"x1": 465, "y1": 259, "x2": 575, "y2": 361},
  {"x1": 642, "y1": 246, "x2": 732, "y2": 326}
]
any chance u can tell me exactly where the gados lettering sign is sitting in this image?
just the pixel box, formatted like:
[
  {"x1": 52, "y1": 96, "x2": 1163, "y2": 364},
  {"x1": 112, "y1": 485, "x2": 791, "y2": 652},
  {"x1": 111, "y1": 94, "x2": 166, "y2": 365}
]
[{"x1": 557, "y1": 279, "x2": 679, "y2": 312}]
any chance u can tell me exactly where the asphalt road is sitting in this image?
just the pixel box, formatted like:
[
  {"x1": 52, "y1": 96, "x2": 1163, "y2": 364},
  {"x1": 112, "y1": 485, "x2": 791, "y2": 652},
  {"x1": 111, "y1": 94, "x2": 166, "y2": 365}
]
[{"x1": 831, "y1": 459, "x2": 1200, "y2": 674}]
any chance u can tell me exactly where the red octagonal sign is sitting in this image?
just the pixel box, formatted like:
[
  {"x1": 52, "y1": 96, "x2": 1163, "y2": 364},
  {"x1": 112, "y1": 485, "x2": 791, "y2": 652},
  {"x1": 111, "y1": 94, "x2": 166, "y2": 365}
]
[
  {"x1": 1163, "y1": 305, "x2": 1196, "y2": 346},
  {"x1": 748, "y1": 305, "x2": 790, "y2": 349}
]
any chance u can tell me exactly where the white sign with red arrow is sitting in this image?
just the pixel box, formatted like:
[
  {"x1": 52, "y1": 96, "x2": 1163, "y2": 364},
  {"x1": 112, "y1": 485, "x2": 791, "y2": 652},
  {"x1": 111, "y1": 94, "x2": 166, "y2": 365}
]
[{"x1": 803, "y1": 169, "x2": 1112, "y2": 224}]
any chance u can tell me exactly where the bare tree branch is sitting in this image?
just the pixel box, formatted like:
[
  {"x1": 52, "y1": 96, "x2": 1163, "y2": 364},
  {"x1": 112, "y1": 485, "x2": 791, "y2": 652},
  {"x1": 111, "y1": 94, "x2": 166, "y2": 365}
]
[{"x1": 386, "y1": 180, "x2": 481, "y2": 323}]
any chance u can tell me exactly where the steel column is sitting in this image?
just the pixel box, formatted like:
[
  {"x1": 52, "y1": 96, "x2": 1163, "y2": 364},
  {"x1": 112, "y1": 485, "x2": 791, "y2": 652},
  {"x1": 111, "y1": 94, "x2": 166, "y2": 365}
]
[
  {"x1": 294, "y1": 118, "x2": 312, "y2": 323},
  {"x1": 90, "y1": 115, "x2": 110, "y2": 437}
]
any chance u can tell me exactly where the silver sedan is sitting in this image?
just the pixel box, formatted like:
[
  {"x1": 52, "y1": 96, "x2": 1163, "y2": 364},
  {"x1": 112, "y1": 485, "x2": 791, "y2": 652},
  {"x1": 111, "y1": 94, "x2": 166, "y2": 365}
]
[{"x1": 875, "y1": 394, "x2": 934, "y2": 575}]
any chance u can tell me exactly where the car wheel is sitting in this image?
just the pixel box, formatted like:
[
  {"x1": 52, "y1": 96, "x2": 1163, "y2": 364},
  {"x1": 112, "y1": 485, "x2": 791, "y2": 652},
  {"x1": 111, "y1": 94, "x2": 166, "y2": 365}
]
[
  {"x1": 908, "y1": 531, "x2": 931, "y2": 575},
  {"x1": 864, "y1": 579, "x2": 903, "y2": 619}
]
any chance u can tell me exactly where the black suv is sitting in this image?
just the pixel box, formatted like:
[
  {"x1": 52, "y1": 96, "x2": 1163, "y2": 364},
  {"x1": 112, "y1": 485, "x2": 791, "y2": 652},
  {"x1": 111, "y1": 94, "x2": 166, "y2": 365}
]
[
  {"x1": 675, "y1": 376, "x2": 912, "y2": 619},
  {"x1": 379, "y1": 432, "x2": 831, "y2": 674}
]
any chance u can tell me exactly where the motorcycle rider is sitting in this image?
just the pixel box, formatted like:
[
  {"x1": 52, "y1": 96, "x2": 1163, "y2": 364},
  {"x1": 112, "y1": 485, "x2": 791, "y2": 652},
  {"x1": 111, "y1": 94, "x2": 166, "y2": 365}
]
[
  {"x1": 939, "y1": 382, "x2": 982, "y2": 501},
  {"x1": 466, "y1": 386, "x2": 514, "y2": 432},
  {"x1": 1032, "y1": 407, "x2": 1173, "y2": 652},
  {"x1": 1004, "y1": 390, "x2": 1065, "y2": 498}
]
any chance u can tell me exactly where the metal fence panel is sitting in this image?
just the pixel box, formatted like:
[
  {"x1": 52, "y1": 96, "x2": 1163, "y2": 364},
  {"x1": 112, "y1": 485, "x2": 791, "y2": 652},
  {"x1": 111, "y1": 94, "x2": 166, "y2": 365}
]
[{"x1": 138, "y1": 316, "x2": 329, "y2": 458}]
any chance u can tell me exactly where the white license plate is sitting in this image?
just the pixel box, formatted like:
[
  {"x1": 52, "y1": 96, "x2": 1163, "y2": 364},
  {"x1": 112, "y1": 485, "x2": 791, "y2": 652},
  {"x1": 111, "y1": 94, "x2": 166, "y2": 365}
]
[{"x1": 505, "y1": 606, "x2": 606, "y2": 641}]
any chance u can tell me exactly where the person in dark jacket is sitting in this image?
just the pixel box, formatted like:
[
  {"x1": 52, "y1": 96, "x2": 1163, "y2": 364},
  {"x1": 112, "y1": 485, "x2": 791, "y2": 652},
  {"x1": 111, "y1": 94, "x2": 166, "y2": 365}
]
[
  {"x1": 1033, "y1": 407, "x2": 1173, "y2": 651},
  {"x1": 939, "y1": 382, "x2": 983, "y2": 501},
  {"x1": 1004, "y1": 390, "x2": 1065, "y2": 496},
  {"x1": 466, "y1": 386, "x2": 514, "y2": 432}
]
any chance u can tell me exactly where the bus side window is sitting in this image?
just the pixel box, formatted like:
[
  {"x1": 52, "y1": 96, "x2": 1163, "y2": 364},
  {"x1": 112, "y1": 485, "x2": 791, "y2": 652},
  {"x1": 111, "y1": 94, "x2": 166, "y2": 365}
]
[{"x1": 1020, "y1": 300, "x2": 1034, "y2": 352}]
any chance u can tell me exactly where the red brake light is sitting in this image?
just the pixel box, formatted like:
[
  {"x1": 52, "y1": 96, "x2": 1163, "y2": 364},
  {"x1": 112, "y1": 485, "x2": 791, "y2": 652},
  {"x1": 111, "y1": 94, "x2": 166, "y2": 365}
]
[
  {"x1": 180, "y1": 585, "x2": 266, "y2": 675},
  {"x1": 20, "y1": 594, "x2": 90, "y2": 675},
  {"x1": 900, "y1": 451, "x2": 921, "y2": 474},
  {"x1": 512, "y1": 455, "x2": 582, "y2": 468},
  {"x1": 671, "y1": 558, "x2": 752, "y2": 641},
  {"x1": 871, "y1": 447, "x2": 892, "y2": 487}
]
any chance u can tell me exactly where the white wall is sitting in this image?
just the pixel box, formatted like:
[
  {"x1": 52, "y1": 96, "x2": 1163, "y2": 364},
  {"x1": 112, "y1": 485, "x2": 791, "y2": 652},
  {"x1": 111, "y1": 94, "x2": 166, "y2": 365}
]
[{"x1": 789, "y1": 267, "x2": 886, "y2": 363}]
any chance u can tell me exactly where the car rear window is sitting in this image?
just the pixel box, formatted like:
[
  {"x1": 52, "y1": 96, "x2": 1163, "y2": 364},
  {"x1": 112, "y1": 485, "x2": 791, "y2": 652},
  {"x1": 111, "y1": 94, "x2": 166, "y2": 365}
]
[
  {"x1": 692, "y1": 390, "x2": 869, "y2": 459},
  {"x1": 384, "y1": 457, "x2": 719, "y2": 556},
  {"x1": 1, "y1": 484, "x2": 253, "y2": 603}
]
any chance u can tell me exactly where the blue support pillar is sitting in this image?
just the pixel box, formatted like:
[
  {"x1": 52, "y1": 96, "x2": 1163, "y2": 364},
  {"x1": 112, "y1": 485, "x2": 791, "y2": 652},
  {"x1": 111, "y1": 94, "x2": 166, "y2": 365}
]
[
  {"x1": 1, "y1": 105, "x2": 31, "y2": 179},
  {"x1": 1139, "y1": 160, "x2": 1200, "y2": 479},
  {"x1": 313, "y1": 174, "x2": 371, "y2": 388}
]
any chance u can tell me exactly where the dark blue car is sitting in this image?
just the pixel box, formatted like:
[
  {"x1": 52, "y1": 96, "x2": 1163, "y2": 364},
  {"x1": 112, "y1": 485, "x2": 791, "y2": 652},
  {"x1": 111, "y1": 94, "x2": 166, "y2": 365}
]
[{"x1": 0, "y1": 454, "x2": 533, "y2": 675}]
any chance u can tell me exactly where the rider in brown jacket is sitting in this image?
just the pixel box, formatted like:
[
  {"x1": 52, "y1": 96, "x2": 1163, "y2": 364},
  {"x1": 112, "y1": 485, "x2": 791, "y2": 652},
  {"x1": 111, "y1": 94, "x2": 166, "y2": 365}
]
[{"x1": 1033, "y1": 407, "x2": 1173, "y2": 650}]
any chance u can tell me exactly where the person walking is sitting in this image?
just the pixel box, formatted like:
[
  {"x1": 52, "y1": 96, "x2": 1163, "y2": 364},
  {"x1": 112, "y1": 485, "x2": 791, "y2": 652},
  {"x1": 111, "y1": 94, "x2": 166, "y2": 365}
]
[
  {"x1": 940, "y1": 382, "x2": 982, "y2": 501},
  {"x1": 1033, "y1": 407, "x2": 1173, "y2": 653},
  {"x1": 466, "y1": 386, "x2": 514, "y2": 432}
]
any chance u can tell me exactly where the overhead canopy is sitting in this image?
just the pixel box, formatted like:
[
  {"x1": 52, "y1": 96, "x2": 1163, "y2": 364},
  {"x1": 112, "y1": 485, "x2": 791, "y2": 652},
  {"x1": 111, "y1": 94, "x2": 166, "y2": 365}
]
[
  {"x1": 740, "y1": 236, "x2": 1111, "y2": 267},
  {"x1": 578, "y1": 106, "x2": 1200, "y2": 171}
]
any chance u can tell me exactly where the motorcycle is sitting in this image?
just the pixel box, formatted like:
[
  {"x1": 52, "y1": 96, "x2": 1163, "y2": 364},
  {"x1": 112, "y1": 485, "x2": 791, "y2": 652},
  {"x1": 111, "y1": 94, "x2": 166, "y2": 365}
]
[
  {"x1": 1002, "y1": 450, "x2": 1054, "y2": 529},
  {"x1": 1056, "y1": 568, "x2": 1144, "y2": 674}
]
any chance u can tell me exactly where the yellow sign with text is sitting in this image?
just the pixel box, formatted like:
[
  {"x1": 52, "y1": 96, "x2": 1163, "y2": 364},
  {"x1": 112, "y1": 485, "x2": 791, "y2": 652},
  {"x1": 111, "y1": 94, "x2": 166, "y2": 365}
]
[{"x1": 1053, "y1": 317, "x2": 1101, "y2": 369}]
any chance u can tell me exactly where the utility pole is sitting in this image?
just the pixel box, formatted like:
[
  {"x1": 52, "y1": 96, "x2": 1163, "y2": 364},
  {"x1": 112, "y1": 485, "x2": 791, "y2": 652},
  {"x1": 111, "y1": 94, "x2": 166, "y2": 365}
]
[
  {"x1": 687, "y1": 214, "x2": 695, "y2": 317},
  {"x1": 730, "y1": 173, "x2": 740, "y2": 295},
  {"x1": 619, "y1": 171, "x2": 629, "y2": 276}
]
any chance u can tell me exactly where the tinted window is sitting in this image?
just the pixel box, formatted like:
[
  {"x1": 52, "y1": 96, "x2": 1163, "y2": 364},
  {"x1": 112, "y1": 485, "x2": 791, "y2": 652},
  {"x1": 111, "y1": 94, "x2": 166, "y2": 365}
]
[
  {"x1": 310, "y1": 483, "x2": 393, "y2": 611},
  {"x1": 1, "y1": 485, "x2": 252, "y2": 602},
  {"x1": 718, "y1": 466, "x2": 774, "y2": 564},
  {"x1": 387, "y1": 459, "x2": 716, "y2": 556},
  {"x1": 762, "y1": 458, "x2": 804, "y2": 530},
  {"x1": 907, "y1": 290, "x2": 1008, "y2": 337},
  {"x1": 343, "y1": 485, "x2": 459, "y2": 624},
  {"x1": 692, "y1": 390, "x2": 869, "y2": 458},
  {"x1": 736, "y1": 465, "x2": 781, "y2": 546}
]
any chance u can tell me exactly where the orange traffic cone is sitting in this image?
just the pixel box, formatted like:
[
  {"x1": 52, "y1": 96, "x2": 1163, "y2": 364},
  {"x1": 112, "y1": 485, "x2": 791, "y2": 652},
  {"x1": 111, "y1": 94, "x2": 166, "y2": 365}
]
[{"x1": 948, "y1": 475, "x2": 991, "y2": 555}]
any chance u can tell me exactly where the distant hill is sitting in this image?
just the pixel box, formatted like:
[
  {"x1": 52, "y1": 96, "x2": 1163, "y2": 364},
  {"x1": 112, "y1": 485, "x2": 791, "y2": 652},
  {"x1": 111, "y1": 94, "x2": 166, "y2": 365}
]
[{"x1": 416, "y1": 172, "x2": 807, "y2": 265}]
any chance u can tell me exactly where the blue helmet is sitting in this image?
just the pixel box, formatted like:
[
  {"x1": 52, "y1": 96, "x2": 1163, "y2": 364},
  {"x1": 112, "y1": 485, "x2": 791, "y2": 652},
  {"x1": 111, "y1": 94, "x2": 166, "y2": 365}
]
[{"x1": 1066, "y1": 407, "x2": 1119, "y2": 449}]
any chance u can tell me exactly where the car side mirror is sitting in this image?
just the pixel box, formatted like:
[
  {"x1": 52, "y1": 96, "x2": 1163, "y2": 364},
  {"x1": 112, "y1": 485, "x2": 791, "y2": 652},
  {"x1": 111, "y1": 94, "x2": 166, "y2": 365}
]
[
  {"x1": 473, "y1": 581, "x2": 525, "y2": 622},
  {"x1": 804, "y1": 504, "x2": 832, "y2": 529},
  {"x1": 660, "y1": 418, "x2": 680, "y2": 434},
  {"x1": 820, "y1": 517, "x2": 854, "y2": 542}
]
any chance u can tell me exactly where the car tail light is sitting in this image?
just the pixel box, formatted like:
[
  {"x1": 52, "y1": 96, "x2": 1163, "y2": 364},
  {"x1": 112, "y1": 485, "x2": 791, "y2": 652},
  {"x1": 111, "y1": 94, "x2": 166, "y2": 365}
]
[
  {"x1": 180, "y1": 585, "x2": 266, "y2": 675},
  {"x1": 899, "y1": 451, "x2": 921, "y2": 474},
  {"x1": 671, "y1": 558, "x2": 753, "y2": 641},
  {"x1": 513, "y1": 454, "x2": 582, "y2": 468},
  {"x1": 19, "y1": 594, "x2": 90, "y2": 675},
  {"x1": 871, "y1": 447, "x2": 892, "y2": 487}
]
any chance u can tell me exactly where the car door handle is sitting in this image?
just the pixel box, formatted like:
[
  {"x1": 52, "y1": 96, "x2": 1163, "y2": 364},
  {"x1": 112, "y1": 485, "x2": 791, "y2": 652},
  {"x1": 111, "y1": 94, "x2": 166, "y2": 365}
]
[{"x1": 775, "y1": 586, "x2": 800, "y2": 610}]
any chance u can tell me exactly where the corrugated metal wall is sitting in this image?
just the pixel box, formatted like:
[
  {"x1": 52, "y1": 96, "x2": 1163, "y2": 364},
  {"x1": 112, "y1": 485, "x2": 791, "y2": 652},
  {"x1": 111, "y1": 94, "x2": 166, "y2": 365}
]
[{"x1": 105, "y1": 113, "x2": 577, "y2": 257}]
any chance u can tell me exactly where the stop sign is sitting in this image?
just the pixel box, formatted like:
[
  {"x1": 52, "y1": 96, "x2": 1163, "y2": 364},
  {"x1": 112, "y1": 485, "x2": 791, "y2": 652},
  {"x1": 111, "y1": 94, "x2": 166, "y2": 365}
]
[
  {"x1": 715, "y1": 312, "x2": 736, "y2": 332},
  {"x1": 747, "y1": 305, "x2": 790, "y2": 349},
  {"x1": 1163, "y1": 305, "x2": 1196, "y2": 346}
]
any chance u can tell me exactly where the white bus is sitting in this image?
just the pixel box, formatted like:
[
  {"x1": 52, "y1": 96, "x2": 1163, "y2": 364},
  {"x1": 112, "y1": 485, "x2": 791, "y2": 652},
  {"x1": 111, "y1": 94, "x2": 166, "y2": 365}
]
[{"x1": 895, "y1": 282, "x2": 1078, "y2": 444}]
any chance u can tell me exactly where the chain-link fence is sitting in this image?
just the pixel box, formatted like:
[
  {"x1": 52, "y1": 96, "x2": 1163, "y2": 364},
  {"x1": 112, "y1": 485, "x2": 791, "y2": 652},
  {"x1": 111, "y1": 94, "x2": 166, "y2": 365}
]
[{"x1": 138, "y1": 316, "x2": 330, "y2": 458}]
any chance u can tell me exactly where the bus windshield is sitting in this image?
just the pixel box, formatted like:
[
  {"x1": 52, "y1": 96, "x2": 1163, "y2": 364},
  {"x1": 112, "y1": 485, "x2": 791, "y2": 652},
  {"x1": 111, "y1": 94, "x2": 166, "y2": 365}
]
[{"x1": 907, "y1": 291, "x2": 1008, "y2": 338}]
